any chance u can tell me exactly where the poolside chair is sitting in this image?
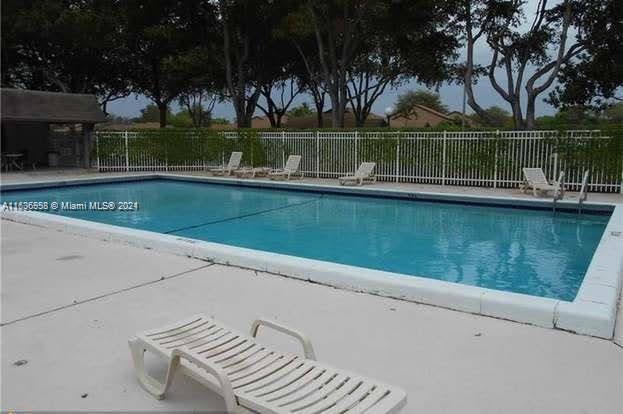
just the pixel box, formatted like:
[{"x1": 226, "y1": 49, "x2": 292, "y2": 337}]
[
  {"x1": 522, "y1": 168, "x2": 565, "y2": 197},
  {"x1": 339, "y1": 162, "x2": 377, "y2": 186},
  {"x1": 211, "y1": 152, "x2": 243, "y2": 176},
  {"x1": 129, "y1": 314, "x2": 407, "y2": 413},
  {"x1": 269, "y1": 155, "x2": 302, "y2": 180}
]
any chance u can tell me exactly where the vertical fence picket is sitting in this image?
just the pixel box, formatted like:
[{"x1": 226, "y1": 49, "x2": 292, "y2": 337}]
[
  {"x1": 124, "y1": 130, "x2": 129, "y2": 172},
  {"x1": 442, "y1": 131, "x2": 447, "y2": 186}
]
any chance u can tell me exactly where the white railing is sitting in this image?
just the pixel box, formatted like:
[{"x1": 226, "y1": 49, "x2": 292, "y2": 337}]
[{"x1": 96, "y1": 130, "x2": 623, "y2": 193}]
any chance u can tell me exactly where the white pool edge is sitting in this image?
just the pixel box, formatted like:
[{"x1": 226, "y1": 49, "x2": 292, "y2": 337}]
[{"x1": 2, "y1": 174, "x2": 622, "y2": 339}]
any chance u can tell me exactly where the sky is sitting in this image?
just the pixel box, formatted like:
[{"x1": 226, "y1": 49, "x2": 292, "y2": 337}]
[{"x1": 107, "y1": 0, "x2": 559, "y2": 121}]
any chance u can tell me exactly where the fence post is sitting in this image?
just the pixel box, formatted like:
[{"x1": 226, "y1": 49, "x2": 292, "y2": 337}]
[
  {"x1": 395, "y1": 132, "x2": 400, "y2": 183},
  {"x1": 442, "y1": 130, "x2": 447, "y2": 186},
  {"x1": 165, "y1": 140, "x2": 169, "y2": 172},
  {"x1": 354, "y1": 130, "x2": 358, "y2": 172},
  {"x1": 282, "y1": 130, "x2": 286, "y2": 168},
  {"x1": 95, "y1": 132, "x2": 100, "y2": 172},
  {"x1": 493, "y1": 130, "x2": 499, "y2": 188},
  {"x1": 124, "y1": 130, "x2": 129, "y2": 172},
  {"x1": 316, "y1": 130, "x2": 320, "y2": 178}
]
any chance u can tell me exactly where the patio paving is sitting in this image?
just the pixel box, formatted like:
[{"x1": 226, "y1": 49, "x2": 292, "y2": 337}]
[{"x1": 1, "y1": 220, "x2": 622, "y2": 413}]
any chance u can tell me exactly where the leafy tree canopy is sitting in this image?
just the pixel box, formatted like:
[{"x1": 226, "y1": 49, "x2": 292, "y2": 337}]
[
  {"x1": 394, "y1": 90, "x2": 448, "y2": 115},
  {"x1": 472, "y1": 106, "x2": 512, "y2": 128},
  {"x1": 287, "y1": 102, "x2": 313, "y2": 118}
]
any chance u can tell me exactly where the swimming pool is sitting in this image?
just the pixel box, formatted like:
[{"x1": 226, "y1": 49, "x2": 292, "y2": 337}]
[{"x1": 1, "y1": 178, "x2": 610, "y2": 301}]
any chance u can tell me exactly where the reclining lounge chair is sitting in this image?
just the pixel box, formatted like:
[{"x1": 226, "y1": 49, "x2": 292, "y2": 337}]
[
  {"x1": 129, "y1": 314, "x2": 407, "y2": 413},
  {"x1": 211, "y1": 152, "x2": 243, "y2": 176}
]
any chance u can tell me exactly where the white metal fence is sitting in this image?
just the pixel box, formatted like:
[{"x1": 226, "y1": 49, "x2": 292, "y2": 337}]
[{"x1": 96, "y1": 130, "x2": 623, "y2": 193}]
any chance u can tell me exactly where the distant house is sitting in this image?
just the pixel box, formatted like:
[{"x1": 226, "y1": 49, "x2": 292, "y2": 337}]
[
  {"x1": 390, "y1": 104, "x2": 453, "y2": 128},
  {"x1": 250, "y1": 115, "x2": 289, "y2": 129},
  {"x1": 1, "y1": 88, "x2": 106, "y2": 168},
  {"x1": 287, "y1": 108, "x2": 385, "y2": 129},
  {"x1": 250, "y1": 116, "x2": 271, "y2": 128}
]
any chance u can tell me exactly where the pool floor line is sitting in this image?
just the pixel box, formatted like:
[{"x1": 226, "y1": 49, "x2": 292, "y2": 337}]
[
  {"x1": 163, "y1": 195, "x2": 324, "y2": 235},
  {"x1": 0, "y1": 263, "x2": 214, "y2": 327}
]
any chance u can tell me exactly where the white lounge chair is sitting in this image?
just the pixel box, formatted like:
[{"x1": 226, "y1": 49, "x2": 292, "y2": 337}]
[
  {"x1": 269, "y1": 155, "x2": 302, "y2": 180},
  {"x1": 129, "y1": 314, "x2": 407, "y2": 413},
  {"x1": 211, "y1": 152, "x2": 243, "y2": 176},
  {"x1": 522, "y1": 168, "x2": 564, "y2": 197},
  {"x1": 339, "y1": 162, "x2": 377, "y2": 186}
]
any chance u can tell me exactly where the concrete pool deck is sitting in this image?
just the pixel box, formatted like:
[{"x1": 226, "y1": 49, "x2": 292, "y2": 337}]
[
  {"x1": 2, "y1": 169, "x2": 623, "y2": 412},
  {"x1": 2, "y1": 167, "x2": 623, "y2": 204},
  {"x1": 2, "y1": 220, "x2": 623, "y2": 413}
]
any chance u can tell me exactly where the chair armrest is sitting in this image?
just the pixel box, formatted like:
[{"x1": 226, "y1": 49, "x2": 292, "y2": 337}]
[
  {"x1": 171, "y1": 349, "x2": 238, "y2": 412},
  {"x1": 250, "y1": 319, "x2": 316, "y2": 360}
]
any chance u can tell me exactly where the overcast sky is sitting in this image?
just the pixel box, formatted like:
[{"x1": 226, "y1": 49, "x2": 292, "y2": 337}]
[{"x1": 107, "y1": 0, "x2": 560, "y2": 120}]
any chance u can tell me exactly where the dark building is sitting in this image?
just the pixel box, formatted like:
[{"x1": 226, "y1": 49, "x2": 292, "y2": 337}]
[{"x1": 1, "y1": 89, "x2": 107, "y2": 169}]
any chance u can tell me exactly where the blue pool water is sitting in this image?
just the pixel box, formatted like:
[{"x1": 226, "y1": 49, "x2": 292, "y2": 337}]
[{"x1": 1, "y1": 179, "x2": 610, "y2": 301}]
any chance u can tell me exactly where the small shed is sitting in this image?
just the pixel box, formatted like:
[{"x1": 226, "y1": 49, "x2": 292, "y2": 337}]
[{"x1": 1, "y1": 88, "x2": 107, "y2": 168}]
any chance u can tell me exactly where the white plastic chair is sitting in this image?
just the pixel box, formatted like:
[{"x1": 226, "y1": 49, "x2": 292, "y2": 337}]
[
  {"x1": 211, "y1": 152, "x2": 243, "y2": 176},
  {"x1": 269, "y1": 155, "x2": 302, "y2": 180},
  {"x1": 129, "y1": 314, "x2": 407, "y2": 413},
  {"x1": 339, "y1": 162, "x2": 377, "y2": 186}
]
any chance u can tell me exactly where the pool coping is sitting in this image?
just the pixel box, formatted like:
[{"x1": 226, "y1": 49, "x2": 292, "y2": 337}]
[{"x1": 2, "y1": 173, "x2": 622, "y2": 339}]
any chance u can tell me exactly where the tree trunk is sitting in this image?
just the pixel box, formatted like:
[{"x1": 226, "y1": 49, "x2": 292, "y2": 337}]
[
  {"x1": 524, "y1": 96, "x2": 537, "y2": 130},
  {"x1": 158, "y1": 103, "x2": 167, "y2": 128},
  {"x1": 312, "y1": 90, "x2": 325, "y2": 127},
  {"x1": 327, "y1": 89, "x2": 340, "y2": 128}
]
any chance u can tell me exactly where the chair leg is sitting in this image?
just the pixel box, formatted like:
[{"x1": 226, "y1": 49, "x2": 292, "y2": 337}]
[{"x1": 129, "y1": 338, "x2": 180, "y2": 400}]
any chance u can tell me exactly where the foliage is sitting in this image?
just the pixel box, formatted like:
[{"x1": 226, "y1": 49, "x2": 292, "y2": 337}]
[
  {"x1": 394, "y1": 90, "x2": 448, "y2": 115},
  {"x1": 455, "y1": 0, "x2": 619, "y2": 130},
  {"x1": 97, "y1": 128, "x2": 622, "y2": 187},
  {"x1": 603, "y1": 103, "x2": 623, "y2": 124},
  {"x1": 547, "y1": 1, "x2": 623, "y2": 110},
  {"x1": 287, "y1": 102, "x2": 313, "y2": 118},
  {"x1": 471, "y1": 106, "x2": 512, "y2": 128},
  {"x1": 136, "y1": 104, "x2": 172, "y2": 123},
  {"x1": 1, "y1": 0, "x2": 131, "y2": 111},
  {"x1": 121, "y1": 0, "x2": 220, "y2": 127}
]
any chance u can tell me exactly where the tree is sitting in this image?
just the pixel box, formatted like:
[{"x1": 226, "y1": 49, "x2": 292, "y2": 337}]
[
  {"x1": 288, "y1": 39, "x2": 327, "y2": 126},
  {"x1": 346, "y1": 42, "x2": 407, "y2": 126},
  {"x1": 547, "y1": 1, "x2": 622, "y2": 110},
  {"x1": 219, "y1": 0, "x2": 290, "y2": 127},
  {"x1": 257, "y1": 78, "x2": 304, "y2": 127},
  {"x1": 285, "y1": 1, "x2": 386, "y2": 127},
  {"x1": 458, "y1": 0, "x2": 615, "y2": 130},
  {"x1": 137, "y1": 104, "x2": 173, "y2": 123},
  {"x1": 379, "y1": 0, "x2": 458, "y2": 123},
  {"x1": 178, "y1": 90, "x2": 219, "y2": 128},
  {"x1": 284, "y1": 0, "x2": 457, "y2": 128},
  {"x1": 1, "y1": 0, "x2": 131, "y2": 113},
  {"x1": 603, "y1": 103, "x2": 623, "y2": 124},
  {"x1": 473, "y1": 106, "x2": 511, "y2": 128},
  {"x1": 287, "y1": 102, "x2": 313, "y2": 118},
  {"x1": 123, "y1": 0, "x2": 219, "y2": 127},
  {"x1": 394, "y1": 90, "x2": 448, "y2": 116}
]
